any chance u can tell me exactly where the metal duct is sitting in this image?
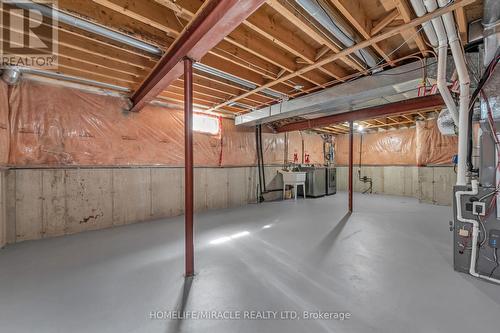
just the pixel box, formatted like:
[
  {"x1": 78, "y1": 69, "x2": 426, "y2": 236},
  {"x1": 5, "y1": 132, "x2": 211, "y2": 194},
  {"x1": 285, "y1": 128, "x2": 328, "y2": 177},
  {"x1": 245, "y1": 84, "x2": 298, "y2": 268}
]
[
  {"x1": 1, "y1": 68, "x2": 21, "y2": 85},
  {"x1": 295, "y1": 0, "x2": 379, "y2": 69},
  {"x1": 483, "y1": 0, "x2": 500, "y2": 66},
  {"x1": 14, "y1": 0, "x2": 281, "y2": 102},
  {"x1": 235, "y1": 61, "x2": 428, "y2": 126},
  {"x1": 193, "y1": 63, "x2": 284, "y2": 99},
  {"x1": 13, "y1": 1, "x2": 162, "y2": 55},
  {"x1": 3, "y1": 66, "x2": 131, "y2": 92},
  {"x1": 436, "y1": 108, "x2": 456, "y2": 136},
  {"x1": 409, "y1": 0, "x2": 439, "y2": 47}
]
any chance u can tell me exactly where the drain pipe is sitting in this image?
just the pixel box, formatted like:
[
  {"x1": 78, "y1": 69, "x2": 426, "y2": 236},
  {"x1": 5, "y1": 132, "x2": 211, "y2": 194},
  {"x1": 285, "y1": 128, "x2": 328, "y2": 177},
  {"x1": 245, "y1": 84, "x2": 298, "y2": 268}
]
[
  {"x1": 423, "y1": 0, "x2": 459, "y2": 125},
  {"x1": 455, "y1": 180, "x2": 500, "y2": 284},
  {"x1": 437, "y1": 0, "x2": 470, "y2": 186}
]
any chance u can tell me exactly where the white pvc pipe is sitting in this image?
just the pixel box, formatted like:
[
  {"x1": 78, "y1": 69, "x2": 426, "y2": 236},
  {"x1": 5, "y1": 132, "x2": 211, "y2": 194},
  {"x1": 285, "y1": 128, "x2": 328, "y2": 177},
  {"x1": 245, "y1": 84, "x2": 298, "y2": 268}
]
[
  {"x1": 422, "y1": 0, "x2": 459, "y2": 125},
  {"x1": 437, "y1": 0, "x2": 470, "y2": 186},
  {"x1": 455, "y1": 180, "x2": 500, "y2": 284},
  {"x1": 410, "y1": 0, "x2": 439, "y2": 47}
]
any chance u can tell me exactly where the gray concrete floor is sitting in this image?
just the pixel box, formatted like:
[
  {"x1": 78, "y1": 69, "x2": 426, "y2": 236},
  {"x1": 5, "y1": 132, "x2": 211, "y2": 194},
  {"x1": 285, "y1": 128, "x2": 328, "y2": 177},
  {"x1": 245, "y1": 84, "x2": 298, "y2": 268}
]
[{"x1": 1, "y1": 192, "x2": 500, "y2": 333}]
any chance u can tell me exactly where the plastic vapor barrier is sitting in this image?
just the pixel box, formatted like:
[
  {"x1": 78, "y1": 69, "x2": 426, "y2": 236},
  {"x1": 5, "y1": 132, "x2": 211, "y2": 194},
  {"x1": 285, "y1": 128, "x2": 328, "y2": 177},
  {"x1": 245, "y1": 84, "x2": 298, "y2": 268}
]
[
  {"x1": 0, "y1": 80, "x2": 457, "y2": 168},
  {"x1": 0, "y1": 81, "x2": 9, "y2": 164},
  {"x1": 334, "y1": 120, "x2": 458, "y2": 166},
  {"x1": 416, "y1": 119, "x2": 458, "y2": 165},
  {"x1": 2, "y1": 80, "x2": 326, "y2": 167},
  {"x1": 335, "y1": 128, "x2": 418, "y2": 165}
]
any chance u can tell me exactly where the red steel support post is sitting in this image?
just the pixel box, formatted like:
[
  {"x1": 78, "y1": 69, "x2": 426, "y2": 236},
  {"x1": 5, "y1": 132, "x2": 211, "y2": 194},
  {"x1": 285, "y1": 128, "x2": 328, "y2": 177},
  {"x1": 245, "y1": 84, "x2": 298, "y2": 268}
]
[
  {"x1": 348, "y1": 121, "x2": 354, "y2": 213},
  {"x1": 184, "y1": 58, "x2": 194, "y2": 277}
]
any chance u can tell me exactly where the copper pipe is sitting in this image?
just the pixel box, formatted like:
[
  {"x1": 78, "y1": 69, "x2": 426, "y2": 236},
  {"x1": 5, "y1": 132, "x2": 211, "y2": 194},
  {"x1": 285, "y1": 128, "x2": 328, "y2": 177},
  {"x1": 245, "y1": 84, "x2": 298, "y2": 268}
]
[{"x1": 184, "y1": 58, "x2": 194, "y2": 277}]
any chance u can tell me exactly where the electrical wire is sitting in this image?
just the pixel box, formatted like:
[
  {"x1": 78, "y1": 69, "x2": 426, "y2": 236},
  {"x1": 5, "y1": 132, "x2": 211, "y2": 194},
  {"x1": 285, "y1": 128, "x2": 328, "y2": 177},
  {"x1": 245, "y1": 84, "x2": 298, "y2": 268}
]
[
  {"x1": 490, "y1": 248, "x2": 499, "y2": 278},
  {"x1": 241, "y1": 0, "x2": 451, "y2": 112},
  {"x1": 314, "y1": 0, "x2": 373, "y2": 69},
  {"x1": 372, "y1": 60, "x2": 437, "y2": 76}
]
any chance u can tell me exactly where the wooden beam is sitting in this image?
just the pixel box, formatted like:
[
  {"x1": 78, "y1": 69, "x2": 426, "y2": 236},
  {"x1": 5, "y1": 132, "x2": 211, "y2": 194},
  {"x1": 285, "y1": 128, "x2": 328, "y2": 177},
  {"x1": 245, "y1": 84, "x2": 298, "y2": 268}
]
[
  {"x1": 265, "y1": 0, "x2": 365, "y2": 73},
  {"x1": 209, "y1": 0, "x2": 473, "y2": 111},
  {"x1": 371, "y1": 9, "x2": 400, "y2": 36},
  {"x1": 394, "y1": 0, "x2": 428, "y2": 54},
  {"x1": 67, "y1": 0, "x2": 315, "y2": 94},
  {"x1": 329, "y1": 0, "x2": 395, "y2": 65},
  {"x1": 150, "y1": 0, "x2": 326, "y2": 89},
  {"x1": 454, "y1": 7, "x2": 468, "y2": 42}
]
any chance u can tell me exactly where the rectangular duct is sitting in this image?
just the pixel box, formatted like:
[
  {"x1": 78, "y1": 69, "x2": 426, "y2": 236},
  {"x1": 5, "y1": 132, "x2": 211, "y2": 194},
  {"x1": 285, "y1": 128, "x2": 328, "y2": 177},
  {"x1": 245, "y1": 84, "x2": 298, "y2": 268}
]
[{"x1": 235, "y1": 61, "x2": 432, "y2": 126}]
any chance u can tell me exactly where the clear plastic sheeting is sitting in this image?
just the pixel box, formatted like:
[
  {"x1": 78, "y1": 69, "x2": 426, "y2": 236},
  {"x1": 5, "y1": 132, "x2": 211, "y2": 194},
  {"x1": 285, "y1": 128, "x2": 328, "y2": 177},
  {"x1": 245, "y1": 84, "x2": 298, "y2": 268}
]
[
  {"x1": 416, "y1": 119, "x2": 458, "y2": 165},
  {"x1": 335, "y1": 129, "x2": 418, "y2": 165},
  {"x1": 286, "y1": 131, "x2": 324, "y2": 164},
  {"x1": 8, "y1": 80, "x2": 220, "y2": 166},
  {"x1": 0, "y1": 81, "x2": 9, "y2": 164},
  {"x1": 334, "y1": 120, "x2": 458, "y2": 166},
  {"x1": 2, "y1": 80, "x2": 325, "y2": 167},
  {"x1": 0, "y1": 80, "x2": 457, "y2": 168}
]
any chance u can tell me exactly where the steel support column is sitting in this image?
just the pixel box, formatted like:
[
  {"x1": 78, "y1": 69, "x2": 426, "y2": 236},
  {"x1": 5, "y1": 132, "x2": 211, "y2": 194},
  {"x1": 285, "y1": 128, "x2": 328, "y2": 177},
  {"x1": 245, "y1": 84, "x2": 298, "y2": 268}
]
[
  {"x1": 348, "y1": 121, "x2": 354, "y2": 213},
  {"x1": 184, "y1": 58, "x2": 194, "y2": 277}
]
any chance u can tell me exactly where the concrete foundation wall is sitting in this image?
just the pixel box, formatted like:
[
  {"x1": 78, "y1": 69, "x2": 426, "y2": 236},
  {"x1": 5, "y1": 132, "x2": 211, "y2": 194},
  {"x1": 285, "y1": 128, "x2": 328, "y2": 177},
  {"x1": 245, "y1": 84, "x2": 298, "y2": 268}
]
[
  {"x1": 1, "y1": 165, "x2": 455, "y2": 245},
  {"x1": 336, "y1": 166, "x2": 456, "y2": 205},
  {"x1": 2, "y1": 166, "x2": 289, "y2": 245}
]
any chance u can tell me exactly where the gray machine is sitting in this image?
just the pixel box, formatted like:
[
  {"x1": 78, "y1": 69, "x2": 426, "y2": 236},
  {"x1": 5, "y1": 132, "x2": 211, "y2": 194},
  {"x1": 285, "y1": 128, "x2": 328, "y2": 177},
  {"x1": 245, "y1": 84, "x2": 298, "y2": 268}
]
[
  {"x1": 299, "y1": 166, "x2": 326, "y2": 198},
  {"x1": 297, "y1": 166, "x2": 337, "y2": 198},
  {"x1": 326, "y1": 167, "x2": 336, "y2": 195},
  {"x1": 450, "y1": 23, "x2": 500, "y2": 281},
  {"x1": 452, "y1": 61, "x2": 500, "y2": 282},
  {"x1": 453, "y1": 119, "x2": 500, "y2": 281}
]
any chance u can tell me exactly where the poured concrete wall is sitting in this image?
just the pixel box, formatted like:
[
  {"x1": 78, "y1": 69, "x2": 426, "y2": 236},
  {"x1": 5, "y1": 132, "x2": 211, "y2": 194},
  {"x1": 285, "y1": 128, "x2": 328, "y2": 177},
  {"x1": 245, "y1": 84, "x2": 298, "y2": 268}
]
[
  {"x1": 2, "y1": 165, "x2": 455, "y2": 245},
  {"x1": 3, "y1": 166, "x2": 288, "y2": 245},
  {"x1": 336, "y1": 166, "x2": 456, "y2": 205}
]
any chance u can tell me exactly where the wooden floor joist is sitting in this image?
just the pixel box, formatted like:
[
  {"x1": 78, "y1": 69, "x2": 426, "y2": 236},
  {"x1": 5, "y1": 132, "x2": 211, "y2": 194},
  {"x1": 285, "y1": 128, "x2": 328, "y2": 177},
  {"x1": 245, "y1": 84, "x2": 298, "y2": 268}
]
[
  {"x1": 208, "y1": 0, "x2": 474, "y2": 112},
  {"x1": 5, "y1": 0, "x2": 479, "y2": 115}
]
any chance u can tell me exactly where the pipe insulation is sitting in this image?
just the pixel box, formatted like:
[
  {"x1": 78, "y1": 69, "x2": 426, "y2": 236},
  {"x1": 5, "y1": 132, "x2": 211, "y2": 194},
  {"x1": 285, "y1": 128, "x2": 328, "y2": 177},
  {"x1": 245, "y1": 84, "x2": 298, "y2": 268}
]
[
  {"x1": 12, "y1": 1, "x2": 163, "y2": 55},
  {"x1": 295, "y1": 0, "x2": 379, "y2": 69},
  {"x1": 437, "y1": 0, "x2": 470, "y2": 186},
  {"x1": 13, "y1": 0, "x2": 284, "y2": 101},
  {"x1": 482, "y1": 0, "x2": 500, "y2": 66},
  {"x1": 423, "y1": 0, "x2": 459, "y2": 125},
  {"x1": 409, "y1": 0, "x2": 439, "y2": 47}
]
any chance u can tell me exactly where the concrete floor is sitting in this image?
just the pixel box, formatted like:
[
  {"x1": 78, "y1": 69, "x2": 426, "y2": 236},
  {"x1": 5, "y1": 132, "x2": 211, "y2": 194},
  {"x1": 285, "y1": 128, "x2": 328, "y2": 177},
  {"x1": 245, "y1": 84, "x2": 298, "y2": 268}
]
[{"x1": 1, "y1": 193, "x2": 500, "y2": 333}]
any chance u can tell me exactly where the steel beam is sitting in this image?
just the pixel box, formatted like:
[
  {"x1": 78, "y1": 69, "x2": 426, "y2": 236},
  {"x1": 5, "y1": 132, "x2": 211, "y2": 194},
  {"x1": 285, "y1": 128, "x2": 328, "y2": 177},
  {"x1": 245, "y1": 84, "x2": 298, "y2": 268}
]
[
  {"x1": 348, "y1": 121, "x2": 353, "y2": 213},
  {"x1": 130, "y1": 0, "x2": 266, "y2": 112},
  {"x1": 276, "y1": 95, "x2": 444, "y2": 133},
  {"x1": 184, "y1": 58, "x2": 194, "y2": 277}
]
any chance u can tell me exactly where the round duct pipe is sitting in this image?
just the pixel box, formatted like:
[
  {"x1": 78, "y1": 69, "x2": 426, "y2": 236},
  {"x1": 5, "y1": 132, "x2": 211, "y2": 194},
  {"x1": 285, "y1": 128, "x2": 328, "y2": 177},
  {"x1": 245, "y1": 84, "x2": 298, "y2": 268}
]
[
  {"x1": 437, "y1": 108, "x2": 456, "y2": 136},
  {"x1": 1, "y1": 68, "x2": 21, "y2": 85}
]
